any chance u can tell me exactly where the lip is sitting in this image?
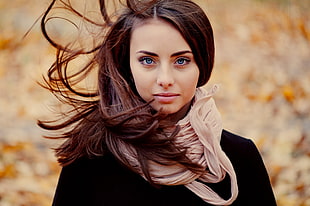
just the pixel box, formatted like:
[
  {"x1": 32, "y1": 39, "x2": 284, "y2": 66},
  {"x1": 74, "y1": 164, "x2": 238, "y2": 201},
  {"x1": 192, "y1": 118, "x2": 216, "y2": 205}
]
[{"x1": 153, "y1": 93, "x2": 180, "y2": 103}]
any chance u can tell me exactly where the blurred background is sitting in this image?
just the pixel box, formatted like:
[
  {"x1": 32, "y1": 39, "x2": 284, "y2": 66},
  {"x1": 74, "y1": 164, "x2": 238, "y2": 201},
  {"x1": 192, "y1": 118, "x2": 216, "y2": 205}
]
[{"x1": 0, "y1": 0, "x2": 309, "y2": 205}]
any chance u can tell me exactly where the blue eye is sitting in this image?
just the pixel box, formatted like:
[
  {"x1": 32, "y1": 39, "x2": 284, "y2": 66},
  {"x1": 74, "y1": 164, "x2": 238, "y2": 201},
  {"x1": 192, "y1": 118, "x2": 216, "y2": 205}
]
[
  {"x1": 139, "y1": 57, "x2": 155, "y2": 65},
  {"x1": 175, "y1": 57, "x2": 190, "y2": 65}
]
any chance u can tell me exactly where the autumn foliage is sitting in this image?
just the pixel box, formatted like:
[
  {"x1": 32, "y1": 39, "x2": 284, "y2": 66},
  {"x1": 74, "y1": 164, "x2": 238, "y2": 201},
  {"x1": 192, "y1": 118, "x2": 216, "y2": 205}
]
[{"x1": 0, "y1": 0, "x2": 309, "y2": 205}]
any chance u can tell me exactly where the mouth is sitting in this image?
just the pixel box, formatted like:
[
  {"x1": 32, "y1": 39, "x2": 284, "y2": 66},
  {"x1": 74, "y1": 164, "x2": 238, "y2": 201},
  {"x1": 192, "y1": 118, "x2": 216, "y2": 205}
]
[{"x1": 153, "y1": 93, "x2": 180, "y2": 103}]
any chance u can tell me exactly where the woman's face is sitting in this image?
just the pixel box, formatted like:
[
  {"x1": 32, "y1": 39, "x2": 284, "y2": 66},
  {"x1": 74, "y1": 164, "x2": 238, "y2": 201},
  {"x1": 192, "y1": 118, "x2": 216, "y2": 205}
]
[{"x1": 130, "y1": 19, "x2": 199, "y2": 115}]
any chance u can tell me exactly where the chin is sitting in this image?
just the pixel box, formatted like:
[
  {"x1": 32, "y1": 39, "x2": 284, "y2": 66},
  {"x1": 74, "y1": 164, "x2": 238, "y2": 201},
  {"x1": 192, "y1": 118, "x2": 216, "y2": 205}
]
[
  {"x1": 151, "y1": 103, "x2": 183, "y2": 115},
  {"x1": 158, "y1": 107, "x2": 179, "y2": 115}
]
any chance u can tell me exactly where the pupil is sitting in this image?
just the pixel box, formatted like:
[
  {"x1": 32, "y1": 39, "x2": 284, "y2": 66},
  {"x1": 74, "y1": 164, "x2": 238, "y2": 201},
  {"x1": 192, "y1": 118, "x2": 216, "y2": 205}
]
[{"x1": 146, "y1": 59, "x2": 152, "y2": 64}]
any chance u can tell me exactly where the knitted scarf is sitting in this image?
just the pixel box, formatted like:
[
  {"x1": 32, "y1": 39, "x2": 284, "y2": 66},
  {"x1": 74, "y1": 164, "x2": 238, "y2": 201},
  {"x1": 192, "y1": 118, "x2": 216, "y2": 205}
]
[{"x1": 118, "y1": 85, "x2": 238, "y2": 205}]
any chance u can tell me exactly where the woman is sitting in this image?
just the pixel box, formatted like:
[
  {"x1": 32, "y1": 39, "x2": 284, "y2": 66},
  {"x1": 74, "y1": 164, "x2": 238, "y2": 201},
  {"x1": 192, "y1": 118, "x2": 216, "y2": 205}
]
[{"x1": 39, "y1": 0, "x2": 277, "y2": 205}]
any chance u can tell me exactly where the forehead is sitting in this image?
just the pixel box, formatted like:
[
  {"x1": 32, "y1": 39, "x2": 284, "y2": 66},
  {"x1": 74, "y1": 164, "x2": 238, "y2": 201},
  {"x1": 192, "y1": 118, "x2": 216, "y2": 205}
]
[{"x1": 130, "y1": 18, "x2": 191, "y2": 51}]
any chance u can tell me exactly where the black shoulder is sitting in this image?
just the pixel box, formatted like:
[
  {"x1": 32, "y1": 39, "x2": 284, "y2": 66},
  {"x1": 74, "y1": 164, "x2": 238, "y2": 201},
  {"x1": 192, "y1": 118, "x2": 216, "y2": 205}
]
[
  {"x1": 220, "y1": 129, "x2": 255, "y2": 157},
  {"x1": 52, "y1": 154, "x2": 140, "y2": 206},
  {"x1": 58, "y1": 153, "x2": 137, "y2": 183},
  {"x1": 220, "y1": 129, "x2": 264, "y2": 173},
  {"x1": 220, "y1": 130, "x2": 277, "y2": 206}
]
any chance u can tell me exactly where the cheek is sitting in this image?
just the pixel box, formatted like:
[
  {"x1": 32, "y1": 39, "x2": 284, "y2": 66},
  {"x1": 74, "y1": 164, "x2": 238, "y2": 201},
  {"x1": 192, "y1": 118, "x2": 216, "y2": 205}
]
[
  {"x1": 185, "y1": 80, "x2": 198, "y2": 99},
  {"x1": 131, "y1": 68, "x2": 153, "y2": 101},
  {"x1": 134, "y1": 80, "x2": 153, "y2": 102},
  {"x1": 184, "y1": 70, "x2": 199, "y2": 98},
  {"x1": 185, "y1": 69, "x2": 199, "y2": 89}
]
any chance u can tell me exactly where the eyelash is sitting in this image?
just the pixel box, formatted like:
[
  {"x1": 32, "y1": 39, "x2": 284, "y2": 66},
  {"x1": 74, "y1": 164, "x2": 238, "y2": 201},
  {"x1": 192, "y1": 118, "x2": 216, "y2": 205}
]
[
  {"x1": 139, "y1": 57, "x2": 155, "y2": 65},
  {"x1": 138, "y1": 56, "x2": 191, "y2": 66},
  {"x1": 175, "y1": 57, "x2": 191, "y2": 66}
]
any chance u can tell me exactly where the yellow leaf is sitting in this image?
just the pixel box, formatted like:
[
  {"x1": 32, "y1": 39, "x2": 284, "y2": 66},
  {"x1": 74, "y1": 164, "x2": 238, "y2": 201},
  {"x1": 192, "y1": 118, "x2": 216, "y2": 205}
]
[
  {"x1": 282, "y1": 85, "x2": 295, "y2": 103},
  {"x1": 0, "y1": 164, "x2": 17, "y2": 178},
  {"x1": 0, "y1": 37, "x2": 13, "y2": 50},
  {"x1": 1, "y1": 142, "x2": 26, "y2": 153}
]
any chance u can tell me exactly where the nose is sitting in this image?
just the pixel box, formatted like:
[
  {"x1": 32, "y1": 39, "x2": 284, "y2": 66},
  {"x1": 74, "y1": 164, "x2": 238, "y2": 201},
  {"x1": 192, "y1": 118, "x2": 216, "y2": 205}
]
[{"x1": 156, "y1": 65, "x2": 174, "y2": 89}]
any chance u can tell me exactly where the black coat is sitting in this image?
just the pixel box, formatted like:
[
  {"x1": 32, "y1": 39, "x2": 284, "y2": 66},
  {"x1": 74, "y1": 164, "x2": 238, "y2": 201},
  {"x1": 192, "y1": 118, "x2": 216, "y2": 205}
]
[{"x1": 52, "y1": 130, "x2": 277, "y2": 206}]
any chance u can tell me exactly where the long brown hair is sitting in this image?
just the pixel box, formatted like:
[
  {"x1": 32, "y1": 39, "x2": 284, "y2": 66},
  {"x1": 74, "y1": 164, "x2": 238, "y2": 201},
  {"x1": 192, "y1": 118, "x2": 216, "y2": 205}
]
[{"x1": 39, "y1": 0, "x2": 215, "y2": 184}]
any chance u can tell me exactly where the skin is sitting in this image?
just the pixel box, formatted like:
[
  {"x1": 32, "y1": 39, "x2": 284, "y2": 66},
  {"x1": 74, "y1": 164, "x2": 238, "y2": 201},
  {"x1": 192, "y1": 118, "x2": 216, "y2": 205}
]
[{"x1": 130, "y1": 19, "x2": 200, "y2": 121}]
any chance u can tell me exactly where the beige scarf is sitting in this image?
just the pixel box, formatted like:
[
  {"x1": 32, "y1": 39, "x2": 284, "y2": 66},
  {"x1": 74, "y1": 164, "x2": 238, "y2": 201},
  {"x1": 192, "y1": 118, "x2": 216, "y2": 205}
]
[{"x1": 119, "y1": 85, "x2": 238, "y2": 205}]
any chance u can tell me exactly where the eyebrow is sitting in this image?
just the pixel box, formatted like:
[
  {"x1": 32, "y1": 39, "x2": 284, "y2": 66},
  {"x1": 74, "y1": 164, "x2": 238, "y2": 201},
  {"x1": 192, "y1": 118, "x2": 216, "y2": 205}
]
[{"x1": 136, "y1": 50, "x2": 192, "y2": 57}]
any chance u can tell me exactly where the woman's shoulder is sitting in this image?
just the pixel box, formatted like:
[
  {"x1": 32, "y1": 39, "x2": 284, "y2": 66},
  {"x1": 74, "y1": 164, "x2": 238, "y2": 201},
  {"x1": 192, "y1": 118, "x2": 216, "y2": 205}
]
[
  {"x1": 220, "y1": 129, "x2": 265, "y2": 172},
  {"x1": 220, "y1": 130, "x2": 277, "y2": 205},
  {"x1": 220, "y1": 129, "x2": 257, "y2": 157},
  {"x1": 54, "y1": 153, "x2": 155, "y2": 205},
  {"x1": 62, "y1": 152, "x2": 128, "y2": 176}
]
